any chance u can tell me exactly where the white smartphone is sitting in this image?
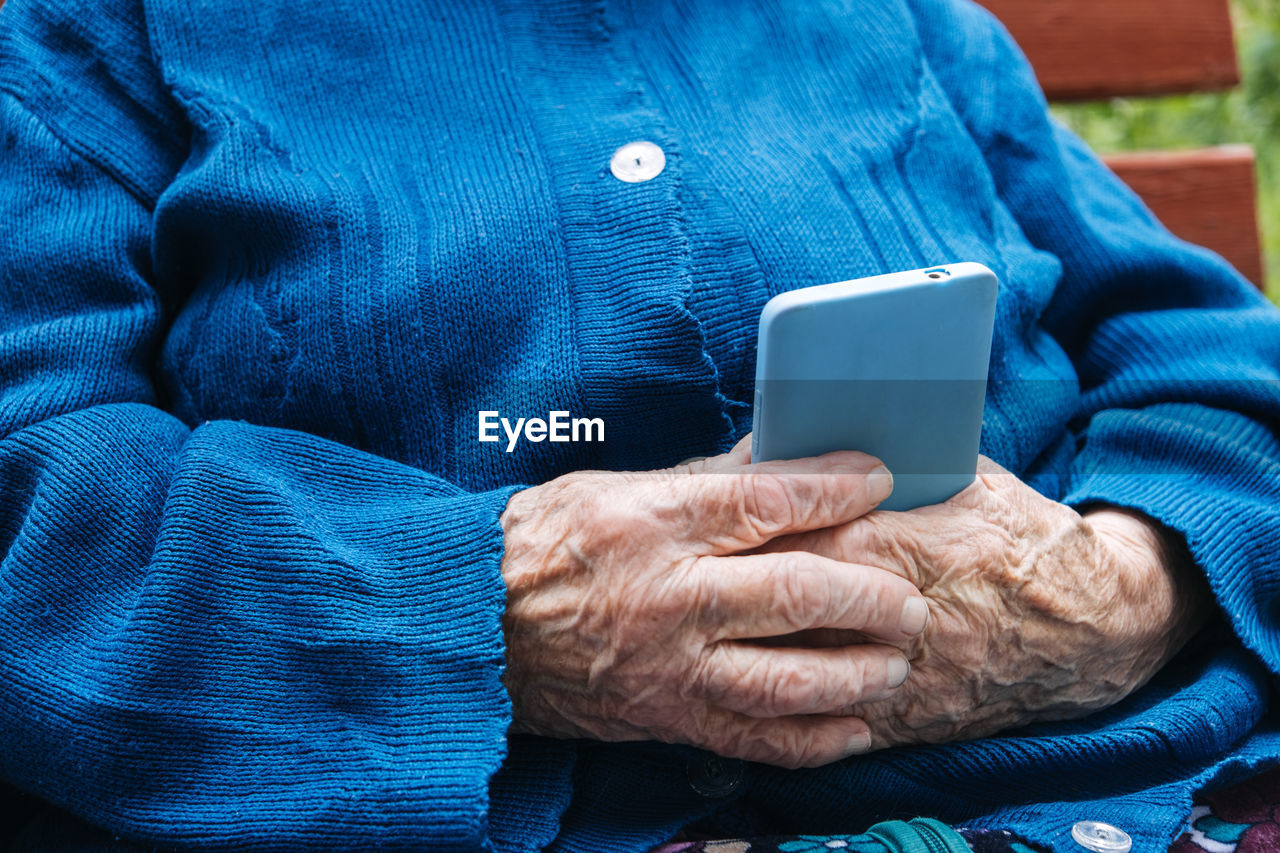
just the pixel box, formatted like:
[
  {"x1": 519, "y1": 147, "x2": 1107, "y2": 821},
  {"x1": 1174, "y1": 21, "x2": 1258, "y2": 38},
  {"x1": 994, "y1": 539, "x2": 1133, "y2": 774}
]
[{"x1": 751, "y1": 262, "x2": 999, "y2": 511}]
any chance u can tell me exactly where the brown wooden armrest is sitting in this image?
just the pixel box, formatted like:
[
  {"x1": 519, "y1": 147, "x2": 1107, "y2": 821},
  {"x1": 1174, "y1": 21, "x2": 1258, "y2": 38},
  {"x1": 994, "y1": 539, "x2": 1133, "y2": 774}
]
[{"x1": 1104, "y1": 146, "x2": 1263, "y2": 287}]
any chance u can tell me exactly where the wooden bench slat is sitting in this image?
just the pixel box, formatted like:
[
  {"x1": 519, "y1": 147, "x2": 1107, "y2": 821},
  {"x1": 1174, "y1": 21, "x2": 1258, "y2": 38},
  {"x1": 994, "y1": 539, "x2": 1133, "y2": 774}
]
[
  {"x1": 1103, "y1": 145, "x2": 1264, "y2": 286},
  {"x1": 979, "y1": 0, "x2": 1240, "y2": 101}
]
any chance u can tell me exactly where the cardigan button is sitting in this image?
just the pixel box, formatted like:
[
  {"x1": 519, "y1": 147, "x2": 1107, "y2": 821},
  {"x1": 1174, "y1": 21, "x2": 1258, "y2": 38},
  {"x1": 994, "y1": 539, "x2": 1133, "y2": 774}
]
[
  {"x1": 684, "y1": 753, "x2": 744, "y2": 798},
  {"x1": 610, "y1": 140, "x2": 666, "y2": 182},
  {"x1": 1071, "y1": 820, "x2": 1131, "y2": 853}
]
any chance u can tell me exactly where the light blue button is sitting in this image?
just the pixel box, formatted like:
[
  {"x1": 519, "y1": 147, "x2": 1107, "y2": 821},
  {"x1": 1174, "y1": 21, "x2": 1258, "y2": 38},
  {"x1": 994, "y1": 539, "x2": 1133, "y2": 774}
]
[
  {"x1": 610, "y1": 140, "x2": 665, "y2": 182},
  {"x1": 1071, "y1": 820, "x2": 1131, "y2": 853}
]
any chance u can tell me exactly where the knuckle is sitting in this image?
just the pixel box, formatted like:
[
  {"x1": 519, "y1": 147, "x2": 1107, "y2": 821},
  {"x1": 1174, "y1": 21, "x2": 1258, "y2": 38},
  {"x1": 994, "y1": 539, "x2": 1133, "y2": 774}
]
[
  {"x1": 844, "y1": 516, "x2": 922, "y2": 586},
  {"x1": 686, "y1": 644, "x2": 728, "y2": 701},
  {"x1": 723, "y1": 722, "x2": 785, "y2": 765},
  {"x1": 857, "y1": 653, "x2": 892, "y2": 694},
  {"x1": 720, "y1": 719, "x2": 840, "y2": 769},
  {"x1": 683, "y1": 556, "x2": 720, "y2": 620},
  {"x1": 706, "y1": 721, "x2": 752, "y2": 761},
  {"x1": 775, "y1": 557, "x2": 831, "y2": 629},
  {"x1": 834, "y1": 653, "x2": 884, "y2": 703},
  {"x1": 839, "y1": 575, "x2": 887, "y2": 630},
  {"x1": 765, "y1": 660, "x2": 820, "y2": 714},
  {"x1": 738, "y1": 474, "x2": 796, "y2": 538},
  {"x1": 772, "y1": 726, "x2": 819, "y2": 769},
  {"x1": 582, "y1": 497, "x2": 644, "y2": 542},
  {"x1": 697, "y1": 646, "x2": 765, "y2": 710}
]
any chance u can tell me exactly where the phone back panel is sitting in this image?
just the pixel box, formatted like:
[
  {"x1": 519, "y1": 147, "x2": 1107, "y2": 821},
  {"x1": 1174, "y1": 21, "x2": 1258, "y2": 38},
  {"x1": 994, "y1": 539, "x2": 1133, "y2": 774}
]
[{"x1": 752, "y1": 262, "x2": 998, "y2": 511}]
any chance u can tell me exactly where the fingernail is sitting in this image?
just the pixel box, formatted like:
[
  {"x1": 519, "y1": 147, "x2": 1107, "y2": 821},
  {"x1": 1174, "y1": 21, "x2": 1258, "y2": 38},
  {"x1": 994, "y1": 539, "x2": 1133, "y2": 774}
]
[
  {"x1": 848, "y1": 731, "x2": 872, "y2": 754},
  {"x1": 899, "y1": 597, "x2": 929, "y2": 635},
  {"x1": 866, "y1": 465, "x2": 894, "y2": 504},
  {"x1": 887, "y1": 655, "x2": 910, "y2": 688}
]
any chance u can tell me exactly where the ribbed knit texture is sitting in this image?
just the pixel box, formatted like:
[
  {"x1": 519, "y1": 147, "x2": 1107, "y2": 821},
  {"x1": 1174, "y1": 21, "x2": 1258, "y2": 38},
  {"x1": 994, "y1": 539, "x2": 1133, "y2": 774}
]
[{"x1": 1, "y1": 0, "x2": 1279, "y2": 850}]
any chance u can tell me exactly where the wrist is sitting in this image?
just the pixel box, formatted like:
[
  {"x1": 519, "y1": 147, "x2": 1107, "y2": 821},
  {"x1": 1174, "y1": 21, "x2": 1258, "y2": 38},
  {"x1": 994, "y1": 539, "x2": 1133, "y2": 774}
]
[
  {"x1": 1084, "y1": 506, "x2": 1208, "y2": 664},
  {"x1": 498, "y1": 485, "x2": 549, "y2": 731}
]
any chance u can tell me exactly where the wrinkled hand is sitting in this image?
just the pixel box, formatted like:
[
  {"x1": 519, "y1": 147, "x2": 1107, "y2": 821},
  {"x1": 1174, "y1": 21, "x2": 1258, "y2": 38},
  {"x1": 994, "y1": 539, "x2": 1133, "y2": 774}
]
[
  {"x1": 498, "y1": 440, "x2": 931, "y2": 768},
  {"x1": 760, "y1": 456, "x2": 1208, "y2": 747}
]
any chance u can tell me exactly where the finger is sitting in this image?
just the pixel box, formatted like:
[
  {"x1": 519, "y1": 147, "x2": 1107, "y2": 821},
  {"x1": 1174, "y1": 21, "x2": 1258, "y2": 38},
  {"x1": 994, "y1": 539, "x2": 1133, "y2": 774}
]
[
  {"x1": 694, "y1": 706, "x2": 875, "y2": 769},
  {"x1": 945, "y1": 454, "x2": 1017, "y2": 509},
  {"x1": 698, "y1": 552, "x2": 928, "y2": 642},
  {"x1": 677, "y1": 451, "x2": 894, "y2": 552},
  {"x1": 676, "y1": 433, "x2": 755, "y2": 474},
  {"x1": 724, "y1": 433, "x2": 752, "y2": 466},
  {"x1": 753, "y1": 516, "x2": 922, "y2": 586},
  {"x1": 693, "y1": 641, "x2": 910, "y2": 717}
]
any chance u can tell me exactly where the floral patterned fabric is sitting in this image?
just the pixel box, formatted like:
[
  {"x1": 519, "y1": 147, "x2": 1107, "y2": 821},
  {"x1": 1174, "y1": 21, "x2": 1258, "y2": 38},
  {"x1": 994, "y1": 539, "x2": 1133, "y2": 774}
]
[
  {"x1": 651, "y1": 765, "x2": 1280, "y2": 853},
  {"x1": 653, "y1": 829, "x2": 1043, "y2": 853},
  {"x1": 1172, "y1": 765, "x2": 1280, "y2": 853}
]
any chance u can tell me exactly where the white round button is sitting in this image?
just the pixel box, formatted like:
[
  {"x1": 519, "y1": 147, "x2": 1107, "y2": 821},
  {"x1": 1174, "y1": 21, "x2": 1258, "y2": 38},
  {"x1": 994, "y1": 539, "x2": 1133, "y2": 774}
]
[
  {"x1": 1071, "y1": 820, "x2": 1132, "y2": 853},
  {"x1": 610, "y1": 140, "x2": 666, "y2": 183}
]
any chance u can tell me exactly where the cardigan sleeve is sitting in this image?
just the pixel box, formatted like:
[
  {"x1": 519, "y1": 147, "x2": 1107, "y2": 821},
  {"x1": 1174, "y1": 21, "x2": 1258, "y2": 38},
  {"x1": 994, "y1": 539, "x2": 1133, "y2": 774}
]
[
  {"x1": 906, "y1": 0, "x2": 1280, "y2": 669},
  {"x1": 0, "y1": 8, "x2": 518, "y2": 849}
]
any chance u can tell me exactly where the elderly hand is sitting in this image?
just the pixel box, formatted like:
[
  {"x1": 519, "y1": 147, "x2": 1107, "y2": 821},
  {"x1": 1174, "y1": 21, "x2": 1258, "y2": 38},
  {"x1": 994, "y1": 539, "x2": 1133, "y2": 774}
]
[
  {"x1": 498, "y1": 442, "x2": 931, "y2": 768},
  {"x1": 759, "y1": 456, "x2": 1208, "y2": 748}
]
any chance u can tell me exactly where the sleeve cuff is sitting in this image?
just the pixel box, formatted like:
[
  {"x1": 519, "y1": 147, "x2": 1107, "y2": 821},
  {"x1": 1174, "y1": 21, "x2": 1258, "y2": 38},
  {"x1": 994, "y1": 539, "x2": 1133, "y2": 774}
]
[{"x1": 1061, "y1": 403, "x2": 1280, "y2": 674}]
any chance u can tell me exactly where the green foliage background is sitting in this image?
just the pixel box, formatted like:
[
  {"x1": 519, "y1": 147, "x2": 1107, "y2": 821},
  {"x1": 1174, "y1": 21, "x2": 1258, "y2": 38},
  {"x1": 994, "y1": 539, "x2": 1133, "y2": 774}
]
[{"x1": 1052, "y1": 0, "x2": 1280, "y2": 303}]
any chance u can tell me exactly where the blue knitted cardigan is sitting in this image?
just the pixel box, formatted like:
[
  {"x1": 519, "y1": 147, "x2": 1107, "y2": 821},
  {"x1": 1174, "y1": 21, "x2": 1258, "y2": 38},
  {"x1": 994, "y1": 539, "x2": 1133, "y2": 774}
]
[{"x1": 2, "y1": 0, "x2": 1280, "y2": 850}]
